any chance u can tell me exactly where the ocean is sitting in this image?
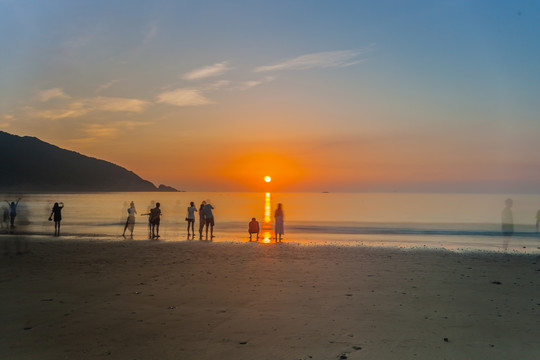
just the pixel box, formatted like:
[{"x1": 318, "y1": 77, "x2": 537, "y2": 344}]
[{"x1": 2, "y1": 192, "x2": 540, "y2": 253}]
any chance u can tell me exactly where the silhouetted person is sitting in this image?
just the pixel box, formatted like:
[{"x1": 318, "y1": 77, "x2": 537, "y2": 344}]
[
  {"x1": 203, "y1": 202, "x2": 215, "y2": 239},
  {"x1": 149, "y1": 202, "x2": 161, "y2": 239},
  {"x1": 249, "y1": 217, "x2": 260, "y2": 241},
  {"x1": 198, "y1": 201, "x2": 206, "y2": 238},
  {"x1": 5, "y1": 198, "x2": 20, "y2": 228},
  {"x1": 122, "y1": 201, "x2": 137, "y2": 238},
  {"x1": 536, "y1": 209, "x2": 540, "y2": 233},
  {"x1": 186, "y1": 201, "x2": 197, "y2": 238},
  {"x1": 274, "y1": 203, "x2": 284, "y2": 242},
  {"x1": 49, "y1": 202, "x2": 64, "y2": 236},
  {"x1": 501, "y1": 198, "x2": 514, "y2": 251}
]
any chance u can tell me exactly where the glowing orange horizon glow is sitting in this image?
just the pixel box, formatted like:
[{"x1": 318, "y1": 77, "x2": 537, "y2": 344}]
[{"x1": 219, "y1": 152, "x2": 305, "y2": 191}]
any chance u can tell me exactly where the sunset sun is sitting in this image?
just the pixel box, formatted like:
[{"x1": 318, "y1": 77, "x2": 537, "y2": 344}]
[{"x1": 264, "y1": 176, "x2": 272, "y2": 183}]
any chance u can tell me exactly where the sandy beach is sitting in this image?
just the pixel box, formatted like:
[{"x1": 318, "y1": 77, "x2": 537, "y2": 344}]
[{"x1": 1, "y1": 237, "x2": 539, "y2": 360}]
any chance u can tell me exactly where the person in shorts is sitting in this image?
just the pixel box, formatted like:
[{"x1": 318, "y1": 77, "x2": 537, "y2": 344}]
[
  {"x1": 186, "y1": 201, "x2": 197, "y2": 238},
  {"x1": 203, "y1": 202, "x2": 215, "y2": 239}
]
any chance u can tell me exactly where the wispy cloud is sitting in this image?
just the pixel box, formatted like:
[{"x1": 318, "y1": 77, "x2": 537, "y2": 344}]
[
  {"x1": 69, "y1": 121, "x2": 152, "y2": 144},
  {"x1": 28, "y1": 102, "x2": 90, "y2": 120},
  {"x1": 236, "y1": 76, "x2": 275, "y2": 91},
  {"x1": 85, "y1": 97, "x2": 149, "y2": 112},
  {"x1": 95, "y1": 80, "x2": 118, "y2": 93},
  {"x1": 84, "y1": 124, "x2": 119, "y2": 138},
  {"x1": 0, "y1": 122, "x2": 10, "y2": 128},
  {"x1": 237, "y1": 80, "x2": 262, "y2": 91},
  {"x1": 202, "y1": 80, "x2": 231, "y2": 91},
  {"x1": 115, "y1": 120, "x2": 154, "y2": 130},
  {"x1": 183, "y1": 62, "x2": 231, "y2": 80},
  {"x1": 29, "y1": 96, "x2": 150, "y2": 120},
  {"x1": 156, "y1": 88, "x2": 213, "y2": 107},
  {"x1": 143, "y1": 23, "x2": 158, "y2": 44},
  {"x1": 39, "y1": 88, "x2": 70, "y2": 102},
  {"x1": 254, "y1": 49, "x2": 370, "y2": 72}
]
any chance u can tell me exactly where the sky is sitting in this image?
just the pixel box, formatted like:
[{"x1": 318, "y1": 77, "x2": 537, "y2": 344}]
[{"x1": 1, "y1": 0, "x2": 540, "y2": 192}]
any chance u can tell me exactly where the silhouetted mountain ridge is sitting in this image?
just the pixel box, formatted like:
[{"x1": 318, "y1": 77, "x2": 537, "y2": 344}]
[{"x1": 0, "y1": 131, "x2": 160, "y2": 192}]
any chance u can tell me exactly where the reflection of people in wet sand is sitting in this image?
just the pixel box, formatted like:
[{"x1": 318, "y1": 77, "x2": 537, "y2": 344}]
[
  {"x1": 274, "y1": 203, "x2": 284, "y2": 242},
  {"x1": 249, "y1": 217, "x2": 260, "y2": 241},
  {"x1": 203, "y1": 202, "x2": 215, "y2": 239},
  {"x1": 49, "y1": 202, "x2": 64, "y2": 236},
  {"x1": 1, "y1": 206, "x2": 8, "y2": 229},
  {"x1": 536, "y1": 209, "x2": 540, "y2": 233},
  {"x1": 501, "y1": 198, "x2": 514, "y2": 251},
  {"x1": 186, "y1": 201, "x2": 197, "y2": 238},
  {"x1": 5, "y1": 198, "x2": 20, "y2": 228},
  {"x1": 198, "y1": 202, "x2": 206, "y2": 238},
  {"x1": 122, "y1": 202, "x2": 137, "y2": 238}
]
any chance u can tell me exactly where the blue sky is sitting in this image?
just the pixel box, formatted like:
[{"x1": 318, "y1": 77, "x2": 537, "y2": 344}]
[{"x1": 1, "y1": 0, "x2": 540, "y2": 192}]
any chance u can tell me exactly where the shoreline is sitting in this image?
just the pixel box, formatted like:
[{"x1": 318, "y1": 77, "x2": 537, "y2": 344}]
[
  {"x1": 2, "y1": 231, "x2": 540, "y2": 255},
  {"x1": 1, "y1": 238, "x2": 539, "y2": 359}
]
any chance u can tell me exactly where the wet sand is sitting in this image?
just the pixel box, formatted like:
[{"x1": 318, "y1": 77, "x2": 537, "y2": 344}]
[{"x1": 1, "y1": 237, "x2": 539, "y2": 359}]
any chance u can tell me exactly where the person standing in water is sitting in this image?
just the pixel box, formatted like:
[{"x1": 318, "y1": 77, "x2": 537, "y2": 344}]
[
  {"x1": 122, "y1": 201, "x2": 137, "y2": 238},
  {"x1": 49, "y1": 202, "x2": 64, "y2": 236},
  {"x1": 501, "y1": 198, "x2": 514, "y2": 251},
  {"x1": 536, "y1": 208, "x2": 540, "y2": 233},
  {"x1": 274, "y1": 203, "x2": 284, "y2": 242},
  {"x1": 198, "y1": 201, "x2": 206, "y2": 238},
  {"x1": 186, "y1": 201, "x2": 197, "y2": 238},
  {"x1": 203, "y1": 202, "x2": 215, "y2": 239},
  {"x1": 149, "y1": 202, "x2": 162, "y2": 239}
]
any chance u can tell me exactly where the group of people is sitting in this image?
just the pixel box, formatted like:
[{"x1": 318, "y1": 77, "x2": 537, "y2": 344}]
[
  {"x1": 121, "y1": 201, "x2": 163, "y2": 239},
  {"x1": 120, "y1": 200, "x2": 284, "y2": 241},
  {"x1": 186, "y1": 201, "x2": 215, "y2": 239},
  {"x1": 120, "y1": 201, "x2": 216, "y2": 240},
  {"x1": 248, "y1": 203, "x2": 285, "y2": 242}
]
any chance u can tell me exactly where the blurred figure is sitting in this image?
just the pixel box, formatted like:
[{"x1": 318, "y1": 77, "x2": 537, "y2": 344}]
[
  {"x1": 203, "y1": 202, "x2": 215, "y2": 239},
  {"x1": 141, "y1": 201, "x2": 156, "y2": 239},
  {"x1": 501, "y1": 198, "x2": 514, "y2": 251},
  {"x1": 186, "y1": 201, "x2": 197, "y2": 238},
  {"x1": 1, "y1": 206, "x2": 8, "y2": 229},
  {"x1": 49, "y1": 202, "x2": 64, "y2": 236},
  {"x1": 274, "y1": 203, "x2": 284, "y2": 242},
  {"x1": 248, "y1": 217, "x2": 260, "y2": 241},
  {"x1": 536, "y1": 209, "x2": 540, "y2": 233},
  {"x1": 198, "y1": 201, "x2": 206, "y2": 238},
  {"x1": 149, "y1": 202, "x2": 162, "y2": 239},
  {"x1": 122, "y1": 201, "x2": 137, "y2": 238},
  {"x1": 4, "y1": 198, "x2": 21, "y2": 228}
]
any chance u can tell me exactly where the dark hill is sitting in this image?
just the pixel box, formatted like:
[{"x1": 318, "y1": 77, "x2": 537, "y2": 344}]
[{"x1": 0, "y1": 131, "x2": 158, "y2": 192}]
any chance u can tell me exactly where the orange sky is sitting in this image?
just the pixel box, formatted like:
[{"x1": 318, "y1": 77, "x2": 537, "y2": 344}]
[{"x1": 2, "y1": 2, "x2": 540, "y2": 192}]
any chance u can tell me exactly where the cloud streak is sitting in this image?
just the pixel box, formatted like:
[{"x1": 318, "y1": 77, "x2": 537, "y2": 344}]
[
  {"x1": 254, "y1": 49, "x2": 369, "y2": 72},
  {"x1": 29, "y1": 96, "x2": 150, "y2": 119},
  {"x1": 156, "y1": 88, "x2": 212, "y2": 107},
  {"x1": 39, "y1": 88, "x2": 70, "y2": 102},
  {"x1": 183, "y1": 62, "x2": 231, "y2": 80},
  {"x1": 95, "y1": 80, "x2": 118, "y2": 93}
]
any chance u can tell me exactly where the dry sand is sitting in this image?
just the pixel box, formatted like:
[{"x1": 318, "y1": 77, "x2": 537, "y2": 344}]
[{"x1": 1, "y1": 237, "x2": 539, "y2": 360}]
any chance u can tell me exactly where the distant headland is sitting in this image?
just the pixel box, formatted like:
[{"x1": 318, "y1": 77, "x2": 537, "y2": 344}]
[{"x1": 0, "y1": 131, "x2": 178, "y2": 192}]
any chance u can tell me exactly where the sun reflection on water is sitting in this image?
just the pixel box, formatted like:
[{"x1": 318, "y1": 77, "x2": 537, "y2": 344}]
[{"x1": 262, "y1": 192, "x2": 274, "y2": 243}]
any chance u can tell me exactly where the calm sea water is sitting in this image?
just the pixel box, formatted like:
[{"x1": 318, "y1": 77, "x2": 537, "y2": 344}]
[{"x1": 2, "y1": 192, "x2": 540, "y2": 253}]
